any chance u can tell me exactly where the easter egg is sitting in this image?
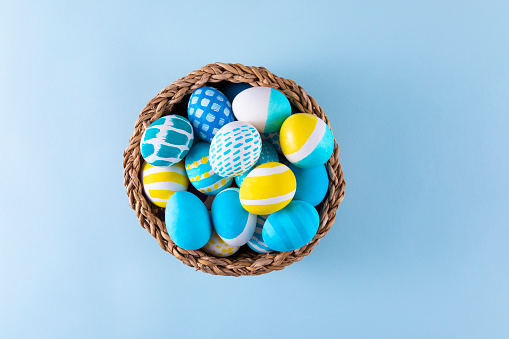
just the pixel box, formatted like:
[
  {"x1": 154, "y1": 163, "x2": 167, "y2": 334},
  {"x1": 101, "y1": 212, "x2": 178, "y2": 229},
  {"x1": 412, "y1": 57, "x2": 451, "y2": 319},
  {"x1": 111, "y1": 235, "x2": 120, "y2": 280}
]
[
  {"x1": 288, "y1": 163, "x2": 329, "y2": 207},
  {"x1": 280, "y1": 113, "x2": 334, "y2": 169},
  {"x1": 217, "y1": 82, "x2": 252, "y2": 103},
  {"x1": 185, "y1": 142, "x2": 232, "y2": 195},
  {"x1": 262, "y1": 200, "x2": 319, "y2": 251},
  {"x1": 187, "y1": 87, "x2": 234, "y2": 142},
  {"x1": 261, "y1": 131, "x2": 282, "y2": 154},
  {"x1": 165, "y1": 191, "x2": 212, "y2": 250},
  {"x1": 211, "y1": 188, "x2": 256, "y2": 246},
  {"x1": 140, "y1": 115, "x2": 194, "y2": 166},
  {"x1": 187, "y1": 183, "x2": 208, "y2": 202},
  {"x1": 247, "y1": 215, "x2": 273, "y2": 253},
  {"x1": 141, "y1": 161, "x2": 189, "y2": 208},
  {"x1": 239, "y1": 162, "x2": 296, "y2": 215},
  {"x1": 232, "y1": 86, "x2": 291, "y2": 133},
  {"x1": 202, "y1": 230, "x2": 240, "y2": 257},
  {"x1": 209, "y1": 121, "x2": 261, "y2": 177},
  {"x1": 235, "y1": 140, "x2": 278, "y2": 187}
]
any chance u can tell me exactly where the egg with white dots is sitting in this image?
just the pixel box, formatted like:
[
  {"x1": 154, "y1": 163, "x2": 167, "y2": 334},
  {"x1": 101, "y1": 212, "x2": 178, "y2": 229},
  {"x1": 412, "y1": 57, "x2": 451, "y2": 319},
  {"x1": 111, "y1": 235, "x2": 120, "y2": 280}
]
[
  {"x1": 235, "y1": 140, "x2": 279, "y2": 187},
  {"x1": 202, "y1": 230, "x2": 239, "y2": 257}
]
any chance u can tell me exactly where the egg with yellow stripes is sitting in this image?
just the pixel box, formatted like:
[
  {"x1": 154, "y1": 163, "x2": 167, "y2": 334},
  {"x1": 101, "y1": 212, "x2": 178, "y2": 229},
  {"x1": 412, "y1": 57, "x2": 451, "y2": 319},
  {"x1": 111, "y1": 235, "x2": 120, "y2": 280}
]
[
  {"x1": 202, "y1": 230, "x2": 240, "y2": 257},
  {"x1": 239, "y1": 162, "x2": 296, "y2": 215},
  {"x1": 280, "y1": 113, "x2": 335, "y2": 169},
  {"x1": 141, "y1": 161, "x2": 189, "y2": 208},
  {"x1": 185, "y1": 142, "x2": 233, "y2": 195}
]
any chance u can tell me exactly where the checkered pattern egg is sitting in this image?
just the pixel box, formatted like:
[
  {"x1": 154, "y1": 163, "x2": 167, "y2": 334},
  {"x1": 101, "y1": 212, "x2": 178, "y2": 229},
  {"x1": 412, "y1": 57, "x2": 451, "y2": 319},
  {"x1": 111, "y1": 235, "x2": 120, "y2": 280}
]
[
  {"x1": 235, "y1": 140, "x2": 278, "y2": 187},
  {"x1": 261, "y1": 130, "x2": 282, "y2": 154},
  {"x1": 209, "y1": 121, "x2": 261, "y2": 177},
  {"x1": 187, "y1": 87, "x2": 234, "y2": 142},
  {"x1": 239, "y1": 162, "x2": 296, "y2": 215},
  {"x1": 202, "y1": 230, "x2": 240, "y2": 257},
  {"x1": 247, "y1": 215, "x2": 273, "y2": 253},
  {"x1": 140, "y1": 115, "x2": 194, "y2": 167},
  {"x1": 185, "y1": 142, "x2": 232, "y2": 195},
  {"x1": 211, "y1": 188, "x2": 257, "y2": 246},
  {"x1": 141, "y1": 161, "x2": 189, "y2": 208},
  {"x1": 262, "y1": 200, "x2": 319, "y2": 252},
  {"x1": 232, "y1": 87, "x2": 291, "y2": 133},
  {"x1": 280, "y1": 113, "x2": 334, "y2": 169}
]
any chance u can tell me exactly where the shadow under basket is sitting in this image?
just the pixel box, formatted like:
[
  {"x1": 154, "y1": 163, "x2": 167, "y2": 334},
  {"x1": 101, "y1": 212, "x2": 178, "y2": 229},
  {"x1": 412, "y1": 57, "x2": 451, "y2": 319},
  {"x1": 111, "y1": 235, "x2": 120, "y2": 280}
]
[{"x1": 122, "y1": 62, "x2": 346, "y2": 276}]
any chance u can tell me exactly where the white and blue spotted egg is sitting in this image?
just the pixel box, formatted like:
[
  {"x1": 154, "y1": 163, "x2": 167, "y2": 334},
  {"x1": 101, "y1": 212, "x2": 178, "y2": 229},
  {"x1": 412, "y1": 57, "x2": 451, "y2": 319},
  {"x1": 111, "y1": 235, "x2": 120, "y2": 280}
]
[
  {"x1": 235, "y1": 140, "x2": 279, "y2": 187},
  {"x1": 261, "y1": 130, "x2": 282, "y2": 154},
  {"x1": 209, "y1": 121, "x2": 262, "y2": 177},
  {"x1": 187, "y1": 87, "x2": 234, "y2": 142}
]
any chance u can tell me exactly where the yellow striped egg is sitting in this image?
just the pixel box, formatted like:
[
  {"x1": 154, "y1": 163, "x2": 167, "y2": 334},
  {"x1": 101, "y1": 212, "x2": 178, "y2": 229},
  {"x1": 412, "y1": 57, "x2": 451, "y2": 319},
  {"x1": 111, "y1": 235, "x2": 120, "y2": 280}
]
[
  {"x1": 280, "y1": 113, "x2": 334, "y2": 169},
  {"x1": 239, "y1": 162, "x2": 296, "y2": 215},
  {"x1": 202, "y1": 230, "x2": 240, "y2": 257},
  {"x1": 141, "y1": 161, "x2": 189, "y2": 208}
]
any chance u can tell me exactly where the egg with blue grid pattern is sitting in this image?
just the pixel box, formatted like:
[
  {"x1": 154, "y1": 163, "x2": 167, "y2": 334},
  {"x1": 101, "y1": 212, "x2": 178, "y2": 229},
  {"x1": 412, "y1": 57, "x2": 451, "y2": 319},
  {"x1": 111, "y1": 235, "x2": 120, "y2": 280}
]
[
  {"x1": 261, "y1": 130, "x2": 283, "y2": 154},
  {"x1": 209, "y1": 121, "x2": 262, "y2": 177},
  {"x1": 140, "y1": 115, "x2": 194, "y2": 167},
  {"x1": 235, "y1": 140, "x2": 278, "y2": 187},
  {"x1": 262, "y1": 200, "x2": 319, "y2": 252},
  {"x1": 185, "y1": 142, "x2": 232, "y2": 195},
  {"x1": 211, "y1": 188, "x2": 257, "y2": 246},
  {"x1": 247, "y1": 215, "x2": 273, "y2": 253},
  {"x1": 187, "y1": 87, "x2": 234, "y2": 142}
]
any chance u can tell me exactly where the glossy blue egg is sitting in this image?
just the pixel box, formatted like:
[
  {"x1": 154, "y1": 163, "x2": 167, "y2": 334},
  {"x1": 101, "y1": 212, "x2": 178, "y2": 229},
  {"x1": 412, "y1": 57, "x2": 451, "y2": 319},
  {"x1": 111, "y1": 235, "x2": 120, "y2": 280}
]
[{"x1": 288, "y1": 163, "x2": 329, "y2": 206}]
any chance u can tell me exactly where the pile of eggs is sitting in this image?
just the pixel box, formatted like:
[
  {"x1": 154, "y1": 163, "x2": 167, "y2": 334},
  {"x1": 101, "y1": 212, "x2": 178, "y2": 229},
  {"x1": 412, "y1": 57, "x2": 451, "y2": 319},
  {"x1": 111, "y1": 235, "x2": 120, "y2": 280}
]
[{"x1": 140, "y1": 83, "x2": 335, "y2": 257}]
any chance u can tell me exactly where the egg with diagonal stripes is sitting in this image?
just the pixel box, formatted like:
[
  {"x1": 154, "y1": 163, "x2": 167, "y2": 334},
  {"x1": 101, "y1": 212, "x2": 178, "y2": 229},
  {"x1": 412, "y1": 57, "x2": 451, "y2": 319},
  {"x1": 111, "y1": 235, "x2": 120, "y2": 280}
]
[
  {"x1": 247, "y1": 215, "x2": 273, "y2": 253},
  {"x1": 185, "y1": 142, "x2": 232, "y2": 195},
  {"x1": 239, "y1": 162, "x2": 296, "y2": 215},
  {"x1": 140, "y1": 115, "x2": 194, "y2": 167},
  {"x1": 280, "y1": 113, "x2": 334, "y2": 169},
  {"x1": 262, "y1": 200, "x2": 319, "y2": 252},
  {"x1": 141, "y1": 161, "x2": 189, "y2": 208}
]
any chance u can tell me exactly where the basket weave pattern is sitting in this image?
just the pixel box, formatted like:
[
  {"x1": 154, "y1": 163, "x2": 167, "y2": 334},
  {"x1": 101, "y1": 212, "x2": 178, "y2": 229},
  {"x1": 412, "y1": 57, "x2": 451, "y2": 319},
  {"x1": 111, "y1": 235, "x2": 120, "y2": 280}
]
[{"x1": 123, "y1": 62, "x2": 346, "y2": 276}]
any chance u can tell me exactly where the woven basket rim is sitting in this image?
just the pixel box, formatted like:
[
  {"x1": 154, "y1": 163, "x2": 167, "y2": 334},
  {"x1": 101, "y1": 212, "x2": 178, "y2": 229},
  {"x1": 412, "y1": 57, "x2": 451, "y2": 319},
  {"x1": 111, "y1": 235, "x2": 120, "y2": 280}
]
[{"x1": 123, "y1": 62, "x2": 346, "y2": 276}]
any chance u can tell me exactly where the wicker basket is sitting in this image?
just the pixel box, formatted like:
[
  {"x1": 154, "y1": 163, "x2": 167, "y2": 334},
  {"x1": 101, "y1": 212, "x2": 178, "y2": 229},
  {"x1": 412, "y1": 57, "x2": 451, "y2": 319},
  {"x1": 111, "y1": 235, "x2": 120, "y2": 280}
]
[{"x1": 123, "y1": 62, "x2": 346, "y2": 276}]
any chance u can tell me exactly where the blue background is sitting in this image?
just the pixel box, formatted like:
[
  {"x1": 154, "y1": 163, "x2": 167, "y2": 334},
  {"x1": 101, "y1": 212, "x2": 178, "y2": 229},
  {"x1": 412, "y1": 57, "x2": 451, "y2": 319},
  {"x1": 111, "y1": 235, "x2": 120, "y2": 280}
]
[{"x1": 1, "y1": 1, "x2": 508, "y2": 338}]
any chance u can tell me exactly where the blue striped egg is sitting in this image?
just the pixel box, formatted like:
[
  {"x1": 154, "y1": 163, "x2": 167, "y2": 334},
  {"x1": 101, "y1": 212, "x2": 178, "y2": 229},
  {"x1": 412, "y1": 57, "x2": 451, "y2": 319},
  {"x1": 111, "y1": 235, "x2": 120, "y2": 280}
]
[
  {"x1": 185, "y1": 142, "x2": 232, "y2": 195},
  {"x1": 261, "y1": 130, "x2": 282, "y2": 154},
  {"x1": 209, "y1": 121, "x2": 261, "y2": 177},
  {"x1": 247, "y1": 215, "x2": 273, "y2": 253},
  {"x1": 187, "y1": 87, "x2": 234, "y2": 142},
  {"x1": 140, "y1": 115, "x2": 194, "y2": 167},
  {"x1": 165, "y1": 191, "x2": 212, "y2": 250},
  {"x1": 262, "y1": 200, "x2": 319, "y2": 251},
  {"x1": 232, "y1": 87, "x2": 291, "y2": 133},
  {"x1": 211, "y1": 188, "x2": 257, "y2": 246},
  {"x1": 235, "y1": 140, "x2": 279, "y2": 187},
  {"x1": 288, "y1": 163, "x2": 329, "y2": 207}
]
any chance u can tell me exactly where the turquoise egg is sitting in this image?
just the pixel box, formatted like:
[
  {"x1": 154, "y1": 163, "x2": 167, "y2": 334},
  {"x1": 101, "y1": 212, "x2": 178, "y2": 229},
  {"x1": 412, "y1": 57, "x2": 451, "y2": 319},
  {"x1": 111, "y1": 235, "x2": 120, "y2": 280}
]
[
  {"x1": 140, "y1": 115, "x2": 194, "y2": 167},
  {"x1": 235, "y1": 140, "x2": 279, "y2": 187},
  {"x1": 247, "y1": 215, "x2": 273, "y2": 253},
  {"x1": 165, "y1": 191, "x2": 212, "y2": 250},
  {"x1": 262, "y1": 200, "x2": 319, "y2": 251},
  {"x1": 211, "y1": 188, "x2": 256, "y2": 246},
  {"x1": 288, "y1": 163, "x2": 329, "y2": 206},
  {"x1": 185, "y1": 142, "x2": 232, "y2": 195}
]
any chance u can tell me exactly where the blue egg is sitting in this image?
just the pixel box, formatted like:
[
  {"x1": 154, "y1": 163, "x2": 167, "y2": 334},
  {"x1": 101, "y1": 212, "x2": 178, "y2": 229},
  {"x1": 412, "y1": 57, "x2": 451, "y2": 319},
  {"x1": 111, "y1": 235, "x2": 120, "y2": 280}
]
[
  {"x1": 288, "y1": 163, "x2": 329, "y2": 206},
  {"x1": 188, "y1": 87, "x2": 234, "y2": 142},
  {"x1": 235, "y1": 140, "x2": 279, "y2": 187},
  {"x1": 261, "y1": 130, "x2": 282, "y2": 154},
  {"x1": 211, "y1": 188, "x2": 257, "y2": 246},
  {"x1": 165, "y1": 191, "x2": 212, "y2": 250},
  {"x1": 247, "y1": 215, "x2": 273, "y2": 253},
  {"x1": 262, "y1": 201, "x2": 319, "y2": 251},
  {"x1": 218, "y1": 82, "x2": 252, "y2": 103}
]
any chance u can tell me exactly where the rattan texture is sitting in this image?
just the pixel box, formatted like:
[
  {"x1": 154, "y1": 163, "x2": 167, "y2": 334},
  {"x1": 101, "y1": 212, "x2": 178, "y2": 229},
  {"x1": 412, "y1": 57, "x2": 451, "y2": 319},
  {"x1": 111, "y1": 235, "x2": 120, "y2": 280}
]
[{"x1": 123, "y1": 62, "x2": 346, "y2": 276}]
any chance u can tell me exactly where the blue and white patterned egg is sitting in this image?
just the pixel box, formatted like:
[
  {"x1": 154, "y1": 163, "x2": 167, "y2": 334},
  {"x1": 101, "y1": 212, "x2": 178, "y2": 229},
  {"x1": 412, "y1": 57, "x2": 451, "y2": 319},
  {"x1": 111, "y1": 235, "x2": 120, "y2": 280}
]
[
  {"x1": 211, "y1": 188, "x2": 257, "y2": 246},
  {"x1": 185, "y1": 142, "x2": 232, "y2": 195},
  {"x1": 165, "y1": 191, "x2": 212, "y2": 250},
  {"x1": 140, "y1": 115, "x2": 194, "y2": 167},
  {"x1": 261, "y1": 130, "x2": 282, "y2": 154},
  {"x1": 235, "y1": 140, "x2": 279, "y2": 187},
  {"x1": 262, "y1": 200, "x2": 319, "y2": 252},
  {"x1": 187, "y1": 87, "x2": 234, "y2": 142},
  {"x1": 288, "y1": 163, "x2": 329, "y2": 207},
  {"x1": 247, "y1": 215, "x2": 273, "y2": 253},
  {"x1": 209, "y1": 121, "x2": 262, "y2": 177}
]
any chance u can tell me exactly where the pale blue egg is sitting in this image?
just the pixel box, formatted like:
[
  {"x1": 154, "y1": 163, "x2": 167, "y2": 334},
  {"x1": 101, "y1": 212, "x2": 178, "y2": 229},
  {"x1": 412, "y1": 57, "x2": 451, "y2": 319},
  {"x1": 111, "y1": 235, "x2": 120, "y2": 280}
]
[
  {"x1": 262, "y1": 200, "x2": 319, "y2": 251},
  {"x1": 211, "y1": 188, "x2": 256, "y2": 246},
  {"x1": 247, "y1": 215, "x2": 273, "y2": 253},
  {"x1": 165, "y1": 191, "x2": 212, "y2": 250},
  {"x1": 235, "y1": 140, "x2": 279, "y2": 187},
  {"x1": 288, "y1": 163, "x2": 329, "y2": 206}
]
